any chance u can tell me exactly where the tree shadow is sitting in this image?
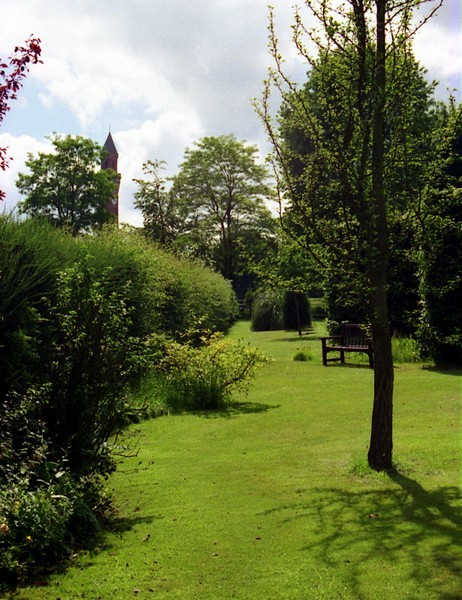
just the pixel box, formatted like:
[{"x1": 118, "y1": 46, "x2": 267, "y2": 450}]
[
  {"x1": 193, "y1": 401, "x2": 280, "y2": 419},
  {"x1": 423, "y1": 365, "x2": 462, "y2": 377},
  {"x1": 3, "y1": 513, "x2": 157, "y2": 594},
  {"x1": 260, "y1": 472, "x2": 462, "y2": 598},
  {"x1": 323, "y1": 362, "x2": 372, "y2": 369},
  {"x1": 275, "y1": 332, "x2": 317, "y2": 343}
]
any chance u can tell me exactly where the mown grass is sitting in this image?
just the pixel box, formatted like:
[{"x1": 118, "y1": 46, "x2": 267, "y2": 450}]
[{"x1": 9, "y1": 321, "x2": 462, "y2": 599}]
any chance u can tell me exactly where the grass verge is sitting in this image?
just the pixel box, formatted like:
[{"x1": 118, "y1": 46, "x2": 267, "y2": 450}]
[{"x1": 8, "y1": 321, "x2": 462, "y2": 599}]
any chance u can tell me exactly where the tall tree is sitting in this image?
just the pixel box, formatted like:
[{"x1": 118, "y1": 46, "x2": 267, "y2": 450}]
[
  {"x1": 0, "y1": 37, "x2": 42, "y2": 201},
  {"x1": 17, "y1": 134, "x2": 118, "y2": 236},
  {"x1": 133, "y1": 160, "x2": 179, "y2": 245},
  {"x1": 258, "y1": 0, "x2": 442, "y2": 470},
  {"x1": 170, "y1": 134, "x2": 275, "y2": 280},
  {"x1": 278, "y1": 51, "x2": 437, "y2": 334},
  {"x1": 418, "y1": 100, "x2": 462, "y2": 365}
]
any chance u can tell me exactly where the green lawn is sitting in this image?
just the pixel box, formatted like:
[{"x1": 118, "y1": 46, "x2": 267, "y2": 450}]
[{"x1": 10, "y1": 321, "x2": 462, "y2": 599}]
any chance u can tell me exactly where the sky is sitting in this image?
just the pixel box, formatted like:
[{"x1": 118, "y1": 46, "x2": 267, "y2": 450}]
[{"x1": 1, "y1": 0, "x2": 461, "y2": 227}]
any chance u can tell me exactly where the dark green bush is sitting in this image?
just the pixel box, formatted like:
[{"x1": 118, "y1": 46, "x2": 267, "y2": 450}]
[
  {"x1": 0, "y1": 218, "x2": 238, "y2": 582},
  {"x1": 282, "y1": 291, "x2": 312, "y2": 331},
  {"x1": 251, "y1": 289, "x2": 312, "y2": 333},
  {"x1": 251, "y1": 290, "x2": 284, "y2": 331}
]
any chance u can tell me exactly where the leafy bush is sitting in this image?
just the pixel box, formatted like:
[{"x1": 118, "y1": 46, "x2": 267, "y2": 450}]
[
  {"x1": 282, "y1": 291, "x2": 312, "y2": 331},
  {"x1": 0, "y1": 217, "x2": 78, "y2": 400},
  {"x1": 251, "y1": 290, "x2": 284, "y2": 331},
  {"x1": 153, "y1": 333, "x2": 269, "y2": 411},
  {"x1": 0, "y1": 218, "x2": 239, "y2": 582},
  {"x1": 293, "y1": 349, "x2": 312, "y2": 361},
  {"x1": 0, "y1": 480, "x2": 72, "y2": 582},
  {"x1": 391, "y1": 336, "x2": 421, "y2": 363},
  {"x1": 85, "y1": 230, "x2": 238, "y2": 340},
  {"x1": 41, "y1": 251, "x2": 149, "y2": 476}
]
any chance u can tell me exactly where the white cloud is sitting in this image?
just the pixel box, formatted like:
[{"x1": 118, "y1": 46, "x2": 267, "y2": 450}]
[
  {"x1": 0, "y1": 134, "x2": 52, "y2": 214},
  {"x1": 414, "y1": 14, "x2": 462, "y2": 96},
  {"x1": 1, "y1": 0, "x2": 461, "y2": 225}
]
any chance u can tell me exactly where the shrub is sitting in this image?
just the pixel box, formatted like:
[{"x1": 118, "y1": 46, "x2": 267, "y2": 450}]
[
  {"x1": 0, "y1": 219, "x2": 239, "y2": 582},
  {"x1": 42, "y1": 251, "x2": 149, "y2": 476},
  {"x1": 391, "y1": 336, "x2": 421, "y2": 363},
  {"x1": 282, "y1": 291, "x2": 312, "y2": 331},
  {"x1": 251, "y1": 290, "x2": 284, "y2": 331},
  {"x1": 0, "y1": 217, "x2": 77, "y2": 400},
  {"x1": 154, "y1": 333, "x2": 269, "y2": 411},
  {"x1": 293, "y1": 349, "x2": 312, "y2": 361},
  {"x1": 86, "y1": 230, "x2": 238, "y2": 340}
]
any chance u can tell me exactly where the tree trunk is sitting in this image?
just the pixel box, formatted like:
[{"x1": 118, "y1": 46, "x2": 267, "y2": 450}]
[{"x1": 367, "y1": 0, "x2": 394, "y2": 471}]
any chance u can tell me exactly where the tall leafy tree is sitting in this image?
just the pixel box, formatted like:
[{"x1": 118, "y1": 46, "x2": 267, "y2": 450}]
[
  {"x1": 0, "y1": 37, "x2": 42, "y2": 201},
  {"x1": 133, "y1": 160, "x2": 179, "y2": 245},
  {"x1": 418, "y1": 100, "x2": 462, "y2": 365},
  {"x1": 258, "y1": 0, "x2": 442, "y2": 470},
  {"x1": 278, "y1": 50, "x2": 438, "y2": 334},
  {"x1": 170, "y1": 135, "x2": 275, "y2": 280},
  {"x1": 17, "y1": 134, "x2": 117, "y2": 236}
]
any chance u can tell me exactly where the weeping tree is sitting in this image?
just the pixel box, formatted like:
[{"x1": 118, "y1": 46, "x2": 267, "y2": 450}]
[{"x1": 257, "y1": 0, "x2": 442, "y2": 471}]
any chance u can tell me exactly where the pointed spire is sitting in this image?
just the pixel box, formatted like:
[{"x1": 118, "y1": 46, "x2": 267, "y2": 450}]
[{"x1": 103, "y1": 132, "x2": 118, "y2": 157}]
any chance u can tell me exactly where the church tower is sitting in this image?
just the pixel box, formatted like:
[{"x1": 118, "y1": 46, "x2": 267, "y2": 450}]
[{"x1": 101, "y1": 132, "x2": 121, "y2": 223}]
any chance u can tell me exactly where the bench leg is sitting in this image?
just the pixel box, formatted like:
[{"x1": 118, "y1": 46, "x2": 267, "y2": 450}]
[
  {"x1": 322, "y1": 341, "x2": 328, "y2": 366},
  {"x1": 340, "y1": 350, "x2": 345, "y2": 364}
]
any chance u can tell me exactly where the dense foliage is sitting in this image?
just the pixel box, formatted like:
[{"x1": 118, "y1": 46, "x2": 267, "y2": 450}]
[
  {"x1": 17, "y1": 135, "x2": 118, "y2": 236},
  {"x1": 417, "y1": 102, "x2": 462, "y2": 365},
  {"x1": 251, "y1": 289, "x2": 311, "y2": 333},
  {"x1": 0, "y1": 217, "x2": 239, "y2": 585},
  {"x1": 135, "y1": 135, "x2": 277, "y2": 280}
]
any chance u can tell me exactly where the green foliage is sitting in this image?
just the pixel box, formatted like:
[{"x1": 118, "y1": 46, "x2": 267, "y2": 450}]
[
  {"x1": 417, "y1": 102, "x2": 462, "y2": 366},
  {"x1": 391, "y1": 336, "x2": 421, "y2": 364},
  {"x1": 265, "y1": 14, "x2": 438, "y2": 334},
  {"x1": 43, "y1": 252, "x2": 145, "y2": 476},
  {"x1": 17, "y1": 134, "x2": 117, "y2": 236},
  {"x1": 0, "y1": 217, "x2": 239, "y2": 581},
  {"x1": 0, "y1": 217, "x2": 78, "y2": 400},
  {"x1": 251, "y1": 289, "x2": 284, "y2": 331},
  {"x1": 282, "y1": 291, "x2": 312, "y2": 331},
  {"x1": 153, "y1": 333, "x2": 269, "y2": 412},
  {"x1": 293, "y1": 349, "x2": 312, "y2": 361},
  {"x1": 0, "y1": 480, "x2": 72, "y2": 577},
  {"x1": 169, "y1": 134, "x2": 276, "y2": 279}
]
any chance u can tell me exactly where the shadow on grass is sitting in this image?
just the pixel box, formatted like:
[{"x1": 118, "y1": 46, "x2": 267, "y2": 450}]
[
  {"x1": 2, "y1": 513, "x2": 157, "y2": 595},
  {"x1": 322, "y1": 362, "x2": 372, "y2": 369},
  {"x1": 260, "y1": 473, "x2": 462, "y2": 598},
  {"x1": 193, "y1": 401, "x2": 280, "y2": 419},
  {"x1": 423, "y1": 365, "x2": 462, "y2": 377},
  {"x1": 274, "y1": 333, "x2": 317, "y2": 343}
]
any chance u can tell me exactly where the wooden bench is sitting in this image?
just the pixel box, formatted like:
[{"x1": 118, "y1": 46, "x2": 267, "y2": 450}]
[{"x1": 320, "y1": 323, "x2": 374, "y2": 368}]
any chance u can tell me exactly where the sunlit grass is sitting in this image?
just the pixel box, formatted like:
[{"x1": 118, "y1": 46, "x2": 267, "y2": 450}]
[{"x1": 10, "y1": 321, "x2": 462, "y2": 600}]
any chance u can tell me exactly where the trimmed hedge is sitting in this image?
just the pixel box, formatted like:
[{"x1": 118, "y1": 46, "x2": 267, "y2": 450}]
[{"x1": 0, "y1": 217, "x2": 237, "y2": 585}]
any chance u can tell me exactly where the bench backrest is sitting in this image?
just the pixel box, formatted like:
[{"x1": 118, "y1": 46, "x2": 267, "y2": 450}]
[{"x1": 340, "y1": 324, "x2": 370, "y2": 347}]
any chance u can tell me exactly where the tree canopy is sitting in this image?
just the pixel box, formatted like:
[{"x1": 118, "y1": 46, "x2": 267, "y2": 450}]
[
  {"x1": 17, "y1": 134, "x2": 118, "y2": 236},
  {"x1": 135, "y1": 135, "x2": 276, "y2": 280},
  {"x1": 258, "y1": 0, "x2": 443, "y2": 471}
]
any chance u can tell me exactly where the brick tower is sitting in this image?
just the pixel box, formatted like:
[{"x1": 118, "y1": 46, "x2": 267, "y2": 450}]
[{"x1": 101, "y1": 132, "x2": 120, "y2": 223}]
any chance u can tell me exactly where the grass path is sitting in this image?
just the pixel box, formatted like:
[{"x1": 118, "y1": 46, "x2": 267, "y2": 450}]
[{"x1": 11, "y1": 322, "x2": 462, "y2": 599}]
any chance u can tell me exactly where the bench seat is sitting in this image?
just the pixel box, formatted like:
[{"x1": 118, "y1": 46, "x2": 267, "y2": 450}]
[{"x1": 320, "y1": 324, "x2": 374, "y2": 368}]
